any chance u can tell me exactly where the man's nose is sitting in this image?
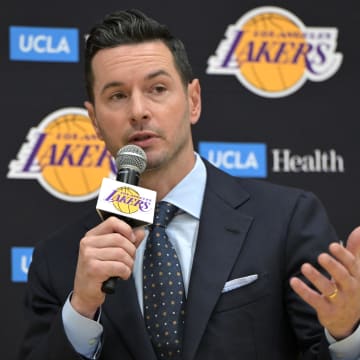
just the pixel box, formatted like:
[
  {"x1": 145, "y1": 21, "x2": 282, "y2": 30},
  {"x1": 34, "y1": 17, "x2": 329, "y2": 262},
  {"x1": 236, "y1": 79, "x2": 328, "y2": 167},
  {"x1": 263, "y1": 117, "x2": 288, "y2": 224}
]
[{"x1": 129, "y1": 91, "x2": 150, "y2": 124}]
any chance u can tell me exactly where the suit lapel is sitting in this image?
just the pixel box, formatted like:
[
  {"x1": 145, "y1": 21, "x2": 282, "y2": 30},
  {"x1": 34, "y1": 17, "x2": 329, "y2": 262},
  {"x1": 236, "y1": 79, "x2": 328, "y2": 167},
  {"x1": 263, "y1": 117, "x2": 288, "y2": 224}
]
[{"x1": 182, "y1": 162, "x2": 253, "y2": 360}]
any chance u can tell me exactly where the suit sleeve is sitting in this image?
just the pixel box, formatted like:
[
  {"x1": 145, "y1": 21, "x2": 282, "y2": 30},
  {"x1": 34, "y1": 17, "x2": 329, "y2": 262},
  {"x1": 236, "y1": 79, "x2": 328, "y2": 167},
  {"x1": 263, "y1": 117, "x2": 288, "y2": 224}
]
[
  {"x1": 17, "y1": 242, "x2": 85, "y2": 360},
  {"x1": 284, "y1": 191, "x2": 338, "y2": 360}
]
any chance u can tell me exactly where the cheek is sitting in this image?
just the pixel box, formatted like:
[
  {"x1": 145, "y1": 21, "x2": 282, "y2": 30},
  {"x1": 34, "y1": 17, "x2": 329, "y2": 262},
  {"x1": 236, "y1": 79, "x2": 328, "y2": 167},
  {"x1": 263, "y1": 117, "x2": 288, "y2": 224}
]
[
  {"x1": 94, "y1": 119, "x2": 126, "y2": 155},
  {"x1": 166, "y1": 113, "x2": 191, "y2": 142},
  {"x1": 96, "y1": 109, "x2": 122, "y2": 135},
  {"x1": 163, "y1": 97, "x2": 191, "y2": 127}
]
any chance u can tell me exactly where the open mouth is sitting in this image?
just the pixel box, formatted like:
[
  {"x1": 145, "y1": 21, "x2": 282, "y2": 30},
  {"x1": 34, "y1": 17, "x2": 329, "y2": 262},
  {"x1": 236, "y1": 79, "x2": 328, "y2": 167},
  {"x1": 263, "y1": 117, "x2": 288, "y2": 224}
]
[
  {"x1": 129, "y1": 132, "x2": 158, "y2": 146},
  {"x1": 132, "y1": 134, "x2": 153, "y2": 141}
]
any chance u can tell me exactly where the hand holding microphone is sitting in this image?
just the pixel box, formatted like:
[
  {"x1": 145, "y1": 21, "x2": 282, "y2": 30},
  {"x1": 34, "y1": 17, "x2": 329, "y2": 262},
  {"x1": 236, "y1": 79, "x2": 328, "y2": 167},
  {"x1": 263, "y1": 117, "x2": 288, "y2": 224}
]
[
  {"x1": 72, "y1": 216, "x2": 144, "y2": 318},
  {"x1": 72, "y1": 145, "x2": 156, "y2": 318},
  {"x1": 97, "y1": 145, "x2": 153, "y2": 293}
]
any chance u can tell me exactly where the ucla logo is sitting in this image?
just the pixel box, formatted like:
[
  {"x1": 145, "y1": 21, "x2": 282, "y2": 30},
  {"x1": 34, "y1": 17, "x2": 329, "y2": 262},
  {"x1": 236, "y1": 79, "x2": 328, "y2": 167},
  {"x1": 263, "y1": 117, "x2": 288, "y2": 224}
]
[
  {"x1": 11, "y1": 247, "x2": 33, "y2": 283},
  {"x1": 199, "y1": 142, "x2": 267, "y2": 177},
  {"x1": 10, "y1": 26, "x2": 79, "y2": 62},
  {"x1": 7, "y1": 108, "x2": 116, "y2": 202},
  {"x1": 207, "y1": 7, "x2": 342, "y2": 97}
]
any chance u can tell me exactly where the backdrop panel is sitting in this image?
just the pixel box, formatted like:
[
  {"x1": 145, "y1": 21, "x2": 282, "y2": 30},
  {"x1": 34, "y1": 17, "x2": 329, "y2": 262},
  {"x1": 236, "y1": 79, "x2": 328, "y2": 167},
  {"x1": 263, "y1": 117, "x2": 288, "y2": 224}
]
[{"x1": 2, "y1": 1, "x2": 359, "y2": 359}]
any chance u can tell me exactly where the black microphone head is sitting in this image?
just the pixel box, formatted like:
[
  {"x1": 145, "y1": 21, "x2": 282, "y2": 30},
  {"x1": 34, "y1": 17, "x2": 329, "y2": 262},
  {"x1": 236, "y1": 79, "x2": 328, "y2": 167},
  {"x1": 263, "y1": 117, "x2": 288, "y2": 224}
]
[{"x1": 115, "y1": 145, "x2": 147, "y2": 174}]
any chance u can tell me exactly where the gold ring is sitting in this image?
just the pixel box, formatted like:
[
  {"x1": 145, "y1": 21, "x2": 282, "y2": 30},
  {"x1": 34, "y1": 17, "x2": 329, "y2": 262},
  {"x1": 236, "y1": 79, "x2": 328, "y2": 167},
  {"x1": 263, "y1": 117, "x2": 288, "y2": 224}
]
[{"x1": 327, "y1": 286, "x2": 338, "y2": 300}]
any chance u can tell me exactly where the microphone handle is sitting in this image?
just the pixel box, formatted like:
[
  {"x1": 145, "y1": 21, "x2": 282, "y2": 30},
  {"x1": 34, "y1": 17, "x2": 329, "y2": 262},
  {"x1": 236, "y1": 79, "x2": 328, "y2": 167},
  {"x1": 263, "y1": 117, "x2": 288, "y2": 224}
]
[
  {"x1": 116, "y1": 167, "x2": 140, "y2": 185},
  {"x1": 101, "y1": 277, "x2": 118, "y2": 294},
  {"x1": 102, "y1": 168, "x2": 140, "y2": 294}
]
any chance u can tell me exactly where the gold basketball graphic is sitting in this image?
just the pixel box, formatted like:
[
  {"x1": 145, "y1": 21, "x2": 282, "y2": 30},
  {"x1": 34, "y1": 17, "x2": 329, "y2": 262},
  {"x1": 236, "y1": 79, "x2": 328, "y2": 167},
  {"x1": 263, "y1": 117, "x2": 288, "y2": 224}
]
[
  {"x1": 36, "y1": 110, "x2": 112, "y2": 198},
  {"x1": 111, "y1": 187, "x2": 141, "y2": 214},
  {"x1": 235, "y1": 12, "x2": 306, "y2": 93}
]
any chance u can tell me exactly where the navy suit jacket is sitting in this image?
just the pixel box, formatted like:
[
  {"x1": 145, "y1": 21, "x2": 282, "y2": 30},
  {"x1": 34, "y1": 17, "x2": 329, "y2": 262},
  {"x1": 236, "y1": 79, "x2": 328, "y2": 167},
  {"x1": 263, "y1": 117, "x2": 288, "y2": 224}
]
[{"x1": 18, "y1": 161, "x2": 337, "y2": 360}]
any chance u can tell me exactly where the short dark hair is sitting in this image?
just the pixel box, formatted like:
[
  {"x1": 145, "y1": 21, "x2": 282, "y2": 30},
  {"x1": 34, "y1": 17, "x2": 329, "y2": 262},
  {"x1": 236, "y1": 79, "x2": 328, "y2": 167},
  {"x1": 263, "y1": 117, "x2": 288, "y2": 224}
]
[{"x1": 84, "y1": 9, "x2": 194, "y2": 102}]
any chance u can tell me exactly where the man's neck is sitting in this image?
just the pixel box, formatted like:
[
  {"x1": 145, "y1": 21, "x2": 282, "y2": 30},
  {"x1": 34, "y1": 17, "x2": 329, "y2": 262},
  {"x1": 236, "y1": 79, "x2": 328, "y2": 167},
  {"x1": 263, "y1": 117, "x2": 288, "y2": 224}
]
[{"x1": 140, "y1": 153, "x2": 196, "y2": 201}]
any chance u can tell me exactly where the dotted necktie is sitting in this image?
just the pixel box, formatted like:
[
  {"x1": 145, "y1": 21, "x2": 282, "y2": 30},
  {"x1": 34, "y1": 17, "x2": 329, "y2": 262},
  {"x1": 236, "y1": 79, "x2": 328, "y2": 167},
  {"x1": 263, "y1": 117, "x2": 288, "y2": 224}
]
[{"x1": 143, "y1": 201, "x2": 186, "y2": 359}]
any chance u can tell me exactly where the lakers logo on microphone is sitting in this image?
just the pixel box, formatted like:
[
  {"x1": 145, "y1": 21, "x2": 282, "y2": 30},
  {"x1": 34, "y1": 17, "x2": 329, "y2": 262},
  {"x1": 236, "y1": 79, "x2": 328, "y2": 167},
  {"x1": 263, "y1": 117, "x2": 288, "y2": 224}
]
[
  {"x1": 105, "y1": 186, "x2": 144, "y2": 214},
  {"x1": 97, "y1": 178, "x2": 156, "y2": 225},
  {"x1": 7, "y1": 107, "x2": 116, "y2": 202},
  {"x1": 207, "y1": 6, "x2": 343, "y2": 98}
]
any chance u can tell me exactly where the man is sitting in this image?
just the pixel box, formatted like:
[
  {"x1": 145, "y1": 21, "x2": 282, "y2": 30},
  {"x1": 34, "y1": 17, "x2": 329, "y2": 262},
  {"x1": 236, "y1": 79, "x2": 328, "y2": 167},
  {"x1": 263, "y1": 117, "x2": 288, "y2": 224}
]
[{"x1": 18, "y1": 9, "x2": 360, "y2": 360}]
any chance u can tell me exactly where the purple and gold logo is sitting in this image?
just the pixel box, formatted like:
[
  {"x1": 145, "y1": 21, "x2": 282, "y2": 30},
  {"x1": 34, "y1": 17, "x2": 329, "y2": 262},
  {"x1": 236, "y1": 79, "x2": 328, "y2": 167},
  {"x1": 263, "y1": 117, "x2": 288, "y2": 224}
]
[
  {"x1": 207, "y1": 6, "x2": 343, "y2": 97},
  {"x1": 105, "y1": 186, "x2": 152, "y2": 214},
  {"x1": 96, "y1": 178, "x2": 156, "y2": 225},
  {"x1": 7, "y1": 107, "x2": 115, "y2": 202}
]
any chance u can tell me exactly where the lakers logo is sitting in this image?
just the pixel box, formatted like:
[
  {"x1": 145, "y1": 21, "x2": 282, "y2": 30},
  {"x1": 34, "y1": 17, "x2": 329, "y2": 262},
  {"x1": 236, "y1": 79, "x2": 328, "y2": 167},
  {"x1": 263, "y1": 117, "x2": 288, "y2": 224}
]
[
  {"x1": 105, "y1": 186, "x2": 142, "y2": 214},
  {"x1": 207, "y1": 6, "x2": 343, "y2": 97},
  {"x1": 7, "y1": 107, "x2": 116, "y2": 202}
]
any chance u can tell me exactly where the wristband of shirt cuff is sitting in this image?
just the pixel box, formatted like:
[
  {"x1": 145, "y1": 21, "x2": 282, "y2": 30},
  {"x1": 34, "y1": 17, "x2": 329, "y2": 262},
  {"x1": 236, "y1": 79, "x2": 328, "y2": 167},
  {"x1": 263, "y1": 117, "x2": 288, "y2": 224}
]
[{"x1": 62, "y1": 293, "x2": 103, "y2": 358}]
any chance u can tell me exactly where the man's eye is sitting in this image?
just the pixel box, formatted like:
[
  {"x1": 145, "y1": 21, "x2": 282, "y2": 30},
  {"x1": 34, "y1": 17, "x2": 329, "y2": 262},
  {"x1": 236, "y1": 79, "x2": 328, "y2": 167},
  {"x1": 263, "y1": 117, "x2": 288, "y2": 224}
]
[
  {"x1": 153, "y1": 85, "x2": 167, "y2": 94},
  {"x1": 111, "y1": 93, "x2": 126, "y2": 100}
]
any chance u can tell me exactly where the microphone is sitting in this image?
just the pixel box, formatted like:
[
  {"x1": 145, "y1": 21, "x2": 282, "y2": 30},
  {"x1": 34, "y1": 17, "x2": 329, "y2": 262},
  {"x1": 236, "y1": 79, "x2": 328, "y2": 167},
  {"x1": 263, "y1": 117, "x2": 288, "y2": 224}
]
[
  {"x1": 98, "y1": 144, "x2": 152, "y2": 294},
  {"x1": 100, "y1": 144, "x2": 147, "y2": 225},
  {"x1": 115, "y1": 144, "x2": 147, "y2": 186}
]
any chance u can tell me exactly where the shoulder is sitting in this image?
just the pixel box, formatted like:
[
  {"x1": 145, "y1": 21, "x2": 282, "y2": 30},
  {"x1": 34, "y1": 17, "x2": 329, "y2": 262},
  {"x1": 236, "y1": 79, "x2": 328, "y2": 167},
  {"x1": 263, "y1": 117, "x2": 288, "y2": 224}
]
[
  {"x1": 239, "y1": 177, "x2": 306, "y2": 200},
  {"x1": 203, "y1": 158, "x2": 323, "y2": 210},
  {"x1": 204, "y1": 157, "x2": 311, "y2": 197}
]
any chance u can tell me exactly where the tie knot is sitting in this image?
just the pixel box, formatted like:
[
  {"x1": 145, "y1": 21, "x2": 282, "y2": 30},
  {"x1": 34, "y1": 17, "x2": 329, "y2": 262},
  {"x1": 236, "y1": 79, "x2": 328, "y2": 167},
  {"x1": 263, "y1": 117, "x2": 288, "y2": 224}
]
[{"x1": 153, "y1": 201, "x2": 178, "y2": 228}]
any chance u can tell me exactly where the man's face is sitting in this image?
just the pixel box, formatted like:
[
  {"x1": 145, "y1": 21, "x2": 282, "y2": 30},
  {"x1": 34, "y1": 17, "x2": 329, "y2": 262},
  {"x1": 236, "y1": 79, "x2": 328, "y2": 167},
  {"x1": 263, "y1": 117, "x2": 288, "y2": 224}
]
[{"x1": 85, "y1": 40, "x2": 201, "y2": 173}]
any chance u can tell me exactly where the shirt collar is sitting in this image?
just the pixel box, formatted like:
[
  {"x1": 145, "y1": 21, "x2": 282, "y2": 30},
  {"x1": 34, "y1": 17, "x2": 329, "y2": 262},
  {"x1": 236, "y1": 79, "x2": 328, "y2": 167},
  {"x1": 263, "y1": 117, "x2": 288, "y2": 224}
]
[{"x1": 162, "y1": 153, "x2": 206, "y2": 220}]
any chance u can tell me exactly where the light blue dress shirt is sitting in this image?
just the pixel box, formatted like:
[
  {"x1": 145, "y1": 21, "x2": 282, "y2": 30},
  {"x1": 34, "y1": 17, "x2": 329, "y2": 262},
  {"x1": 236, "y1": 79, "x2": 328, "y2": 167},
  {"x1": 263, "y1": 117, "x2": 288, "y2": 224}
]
[{"x1": 62, "y1": 153, "x2": 360, "y2": 360}]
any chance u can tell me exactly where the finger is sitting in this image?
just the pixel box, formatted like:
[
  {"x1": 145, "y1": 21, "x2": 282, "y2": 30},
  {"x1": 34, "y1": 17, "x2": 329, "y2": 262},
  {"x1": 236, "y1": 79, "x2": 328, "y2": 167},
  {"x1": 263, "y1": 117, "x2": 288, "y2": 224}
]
[
  {"x1": 289, "y1": 276, "x2": 330, "y2": 311},
  {"x1": 300, "y1": 263, "x2": 336, "y2": 298},
  {"x1": 92, "y1": 246, "x2": 135, "y2": 268},
  {"x1": 80, "y1": 233, "x2": 137, "y2": 257},
  {"x1": 93, "y1": 259, "x2": 133, "y2": 281},
  {"x1": 328, "y1": 242, "x2": 359, "y2": 278},
  {"x1": 317, "y1": 252, "x2": 352, "y2": 290},
  {"x1": 133, "y1": 227, "x2": 146, "y2": 248},
  {"x1": 86, "y1": 216, "x2": 135, "y2": 241},
  {"x1": 345, "y1": 226, "x2": 360, "y2": 258}
]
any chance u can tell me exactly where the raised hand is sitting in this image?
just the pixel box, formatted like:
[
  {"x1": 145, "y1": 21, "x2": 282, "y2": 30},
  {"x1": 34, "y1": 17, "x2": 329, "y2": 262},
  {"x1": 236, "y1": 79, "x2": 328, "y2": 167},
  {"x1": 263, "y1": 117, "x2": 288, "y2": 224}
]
[{"x1": 290, "y1": 227, "x2": 360, "y2": 339}]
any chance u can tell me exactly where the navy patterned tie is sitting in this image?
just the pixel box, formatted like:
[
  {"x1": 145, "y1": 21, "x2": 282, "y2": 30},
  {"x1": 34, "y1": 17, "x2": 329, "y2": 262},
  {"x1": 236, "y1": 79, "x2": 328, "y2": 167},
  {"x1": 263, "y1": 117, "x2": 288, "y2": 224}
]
[{"x1": 143, "y1": 201, "x2": 186, "y2": 359}]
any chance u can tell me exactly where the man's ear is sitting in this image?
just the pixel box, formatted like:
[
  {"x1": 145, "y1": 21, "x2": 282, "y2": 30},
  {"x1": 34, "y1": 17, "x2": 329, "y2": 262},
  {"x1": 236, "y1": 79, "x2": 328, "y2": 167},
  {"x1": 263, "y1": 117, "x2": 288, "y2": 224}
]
[
  {"x1": 84, "y1": 101, "x2": 103, "y2": 140},
  {"x1": 188, "y1": 79, "x2": 201, "y2": 125}
]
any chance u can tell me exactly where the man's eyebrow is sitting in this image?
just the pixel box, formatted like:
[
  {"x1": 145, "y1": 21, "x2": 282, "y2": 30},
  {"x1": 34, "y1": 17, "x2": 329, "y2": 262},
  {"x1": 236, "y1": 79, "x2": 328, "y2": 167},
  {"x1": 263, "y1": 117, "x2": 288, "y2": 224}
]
[
  {"x1": 146, "y1": 69, "x2": 172, "y2": 80},
  {"x1": 100, "y1": 70, "x2": 172, "y2": 95},
  {"x1": 101, "y1": 81, "x2": 124, "y2": 95}
]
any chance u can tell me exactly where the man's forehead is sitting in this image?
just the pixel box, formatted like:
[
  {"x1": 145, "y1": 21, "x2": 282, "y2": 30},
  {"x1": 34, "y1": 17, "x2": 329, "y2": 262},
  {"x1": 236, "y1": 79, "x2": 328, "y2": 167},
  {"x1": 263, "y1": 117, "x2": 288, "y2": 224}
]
[
  {"x1": 91, "y1": 42, "x2": 178, "y2": 85},
  {"x1": 93, "y1": 40, "x2": 173, "y2": 64}
]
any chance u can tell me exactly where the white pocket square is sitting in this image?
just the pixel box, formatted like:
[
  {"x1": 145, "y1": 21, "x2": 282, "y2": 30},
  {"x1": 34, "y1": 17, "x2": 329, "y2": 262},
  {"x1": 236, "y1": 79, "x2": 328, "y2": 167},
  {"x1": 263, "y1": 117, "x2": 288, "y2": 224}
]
[{"x1": 222, "y1": 274, "x2": 258, "y2": 293}]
